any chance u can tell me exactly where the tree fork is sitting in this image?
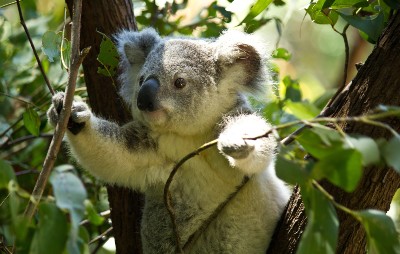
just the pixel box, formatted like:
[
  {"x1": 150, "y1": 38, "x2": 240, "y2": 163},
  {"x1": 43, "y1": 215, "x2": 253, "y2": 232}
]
[
  {"x1": 64, "y1": 1, "x2": 143, "y2": 253},
  {"x1": 268, "y1": 11, "x2": 400, "y2": 254}
]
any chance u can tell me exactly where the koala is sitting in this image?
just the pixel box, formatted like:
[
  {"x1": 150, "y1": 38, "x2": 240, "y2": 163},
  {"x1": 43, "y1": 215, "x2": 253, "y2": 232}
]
[{"x1": 48, "y1": 28, "x2": 290, "y2": 253}]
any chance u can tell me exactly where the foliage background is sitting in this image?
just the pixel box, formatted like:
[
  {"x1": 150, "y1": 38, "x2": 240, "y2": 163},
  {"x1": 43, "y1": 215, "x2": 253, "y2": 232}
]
[{"x1": 0, "y1": 0, "x2": 399, "y2": 253}]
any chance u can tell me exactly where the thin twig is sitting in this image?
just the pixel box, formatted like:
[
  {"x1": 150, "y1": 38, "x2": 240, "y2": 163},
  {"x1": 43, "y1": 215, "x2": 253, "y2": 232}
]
[
  {"x1": 80, "y1": 210, "x2": 111, "y2": 226},
  {"x1": 89, "y1": 227, "x2": 113, "y2": 245},
  {"x1": 2, "y1": 133, "x2": 53, "y2": 149},
  {"x1": 24, "y1": 0, "x2": 88, "y2": 221},
  {"x1": 163, "y1": 140, "x2": 217, "y2": 254},
  {"x1": 15, "y1": 0, "x2": 54, "y2": 95}
]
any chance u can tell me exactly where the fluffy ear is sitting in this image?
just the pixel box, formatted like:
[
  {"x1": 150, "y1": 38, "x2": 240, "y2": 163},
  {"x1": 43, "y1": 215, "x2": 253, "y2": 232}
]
[
  {"x1": 115, "y1": 28, "x2": 161, "y2": 106},
  {"x1": 214, "y1": 30, "x2": 270, "y2": 95},
  {"x1": 116, "y1": 28, "x2": 161, "y2": 65}
]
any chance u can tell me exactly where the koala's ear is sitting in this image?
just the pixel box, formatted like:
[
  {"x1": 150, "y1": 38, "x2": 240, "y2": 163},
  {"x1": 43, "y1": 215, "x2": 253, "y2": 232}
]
[
  {"x1": 214, "y1": 30, "x2": 270, "y2": 94},
  {"x1": 116, "y1": 28, "x2": 161, "y2": 65}
]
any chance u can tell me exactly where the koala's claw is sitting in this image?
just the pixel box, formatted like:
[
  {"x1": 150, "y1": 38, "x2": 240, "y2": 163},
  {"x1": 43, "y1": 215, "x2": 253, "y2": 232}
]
[
  {"x1": 218, "y1": 136, "x2": 254, "y2": 159},
  {"x1": 47, "y1": 92, "x2": 90, "y2": 135}
]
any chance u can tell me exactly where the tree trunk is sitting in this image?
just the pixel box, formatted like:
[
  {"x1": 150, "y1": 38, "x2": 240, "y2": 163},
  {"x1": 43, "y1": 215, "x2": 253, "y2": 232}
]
[
  {"x1": 268, "y1": 12, "x2": 400, "y2": 254},
  {"x1": 64, "y1": 1, "x2": 143, "y2": 253}
]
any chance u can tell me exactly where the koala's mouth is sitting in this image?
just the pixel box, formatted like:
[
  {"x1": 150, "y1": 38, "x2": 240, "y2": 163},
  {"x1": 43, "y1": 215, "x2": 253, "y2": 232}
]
[{"x1": 141, "y1": 109, "x2": 169, "y2": 126}]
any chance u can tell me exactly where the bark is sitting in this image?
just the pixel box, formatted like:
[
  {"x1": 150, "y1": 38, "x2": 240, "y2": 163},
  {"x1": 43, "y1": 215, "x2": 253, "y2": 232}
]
[
  {"x1": 268, "y1": 12, "x2": 400, "y2": 253},
  {"x1": 64, "y1": 1, "x2": 143, "y2": 253}
]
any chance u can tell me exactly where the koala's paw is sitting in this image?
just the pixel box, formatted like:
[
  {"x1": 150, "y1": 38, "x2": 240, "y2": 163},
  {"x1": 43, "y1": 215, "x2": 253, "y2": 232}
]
[
  {"x1": 218, "y1": 133, "x2": 254, "y2": 160},
  {"x1": 47, "y1": 92, "x2": 91, "y2": 135}
]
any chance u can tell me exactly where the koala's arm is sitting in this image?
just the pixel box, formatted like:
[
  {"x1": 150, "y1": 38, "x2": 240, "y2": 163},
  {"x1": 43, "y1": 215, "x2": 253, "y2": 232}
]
[
  {"x1": 218, "y1": 114, "x2": 276, "y2": 175},
  {"x1": 47, "y1": 93, "x2": 168, "y2": 191}
]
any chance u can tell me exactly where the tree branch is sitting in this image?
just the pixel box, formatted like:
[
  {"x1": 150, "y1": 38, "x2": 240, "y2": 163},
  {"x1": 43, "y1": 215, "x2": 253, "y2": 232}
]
[{"x1": 24, "y1": 0, "x2": 88, "y2": 220}]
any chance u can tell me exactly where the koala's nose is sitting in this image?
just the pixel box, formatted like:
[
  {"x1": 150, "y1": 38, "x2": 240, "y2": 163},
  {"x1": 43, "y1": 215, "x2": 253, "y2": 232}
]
[{"x1": 137, "y1": 78, "x2": 160, "y2": 112}]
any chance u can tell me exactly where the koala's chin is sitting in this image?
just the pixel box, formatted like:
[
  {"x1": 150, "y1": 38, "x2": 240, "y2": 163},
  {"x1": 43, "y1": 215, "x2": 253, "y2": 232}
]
[{"x1": 140, "y1": 109, "x2": 169, "y2": 126}]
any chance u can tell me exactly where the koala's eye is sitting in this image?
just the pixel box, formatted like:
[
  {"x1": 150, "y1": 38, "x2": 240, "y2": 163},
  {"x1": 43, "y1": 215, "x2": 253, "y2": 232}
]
[
  {"x1": 139, "y1": 76, "x2": 144, "y2": 86},
  {"x1": 174, "y1": 78, "x2": 186, "y2": 89}
]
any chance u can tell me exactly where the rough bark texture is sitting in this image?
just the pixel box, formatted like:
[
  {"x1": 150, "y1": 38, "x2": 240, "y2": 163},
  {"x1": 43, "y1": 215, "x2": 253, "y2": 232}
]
[
  {"x1": 65, "y1": 1, "x2": 143, "y2": 253},
  {"x1": 268, "y1": 12, "x2": 400, "y2": 254}
]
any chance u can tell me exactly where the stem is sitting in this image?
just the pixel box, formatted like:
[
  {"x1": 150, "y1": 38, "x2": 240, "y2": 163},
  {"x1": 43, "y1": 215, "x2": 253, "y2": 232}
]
[
  {"x1": 15, "y1": 0, "x2": 54, "y2": 95},
  {"x1": 24, "y1": 0, "x2": 87, "y2": 221}
]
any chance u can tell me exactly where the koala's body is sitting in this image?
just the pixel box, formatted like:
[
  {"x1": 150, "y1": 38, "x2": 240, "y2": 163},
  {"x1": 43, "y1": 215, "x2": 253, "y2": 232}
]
[{"x1": 48, "y1": 28, "x2": 290, "y2": 253}]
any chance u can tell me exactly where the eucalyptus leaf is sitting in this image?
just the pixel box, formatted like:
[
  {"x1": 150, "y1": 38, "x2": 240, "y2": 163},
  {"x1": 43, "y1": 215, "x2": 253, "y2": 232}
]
[
  {"x1": 355, "y1": 209, "x2": 400, "y2": 254},
  {"x1": 97, "y1": 32, "x2": 119, "y2": 77},
  {"x1": 338, "y1": 11, "x2": 385, "y2": 43},
  {"x1": 285, "y1": 101, "x2": 320, "y2": 119},
  {"x1": 381, "y1": 135, "x2": 400, "y2": 173},
  {"x1": 346, "y1": 136, "x2": 380, "y2": 166},
  {"x1": 298, "y1": 185, "x2": 338, "y2": 254},
  {"x1": 30, "y1": 203, "x2": 68, "y2": 254},
  {"x1": 312, "y1": 149, "x2": 363, "y2": 192},
  {"x1": 0, "y1": 159, "x2": 16, "y2": 189},
  {"x1": 275, "y1": 155, "x2": 309, "y2": 185},
  {"x1": 23, "y1": 107, "x2": 40, "y2": 136},
  {"x1": 50, "y1": 165, "x2": 87, "y2": 254},
  {"x1": 239, "y1": 0, "x2": 273, "y2": 25},
  {"x1": 272, "y1": 48, "x2": 291, "y2": 61},
  {"x1": 84, "y1": 200, "x2": 105, "y2": 226},
  {"x1": 41, "y1": 31, "x2": 61, "y2": 62}
]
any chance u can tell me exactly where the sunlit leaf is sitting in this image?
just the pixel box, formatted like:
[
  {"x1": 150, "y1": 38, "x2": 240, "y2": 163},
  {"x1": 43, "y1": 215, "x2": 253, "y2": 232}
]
[
  {"x1": 84, "y1": 200, "x2": 105, "y2": 226},
  {"x1": 381, "y1": 135, "x2": 400, "y2": 173},
  {"x1": 313, "y1": 149, "x2": 363, "y2": 192},
  {"x1": 298, "y1": 185, "x2": 338, "y2": 254},
  {"x1": 346, "y1": 136, "x2": 380, "y2": 166},
  {"x1": 354, "y1": 209, "x2": 400, "y2": 254},
  {"x1": 41, "y1": 31, "x2": 61, "y2": 62},
  {"x1": 23, "y1": 107, "x2": 40, "y2": 136},
  {"x1": 239, "y1": 0, "x2": 274, "y2": 25},
  {"x1": 285, "y1": 101, "x2": 320, "y2": 119},
  {"x1": 30, "y1": 203, "x2": 68, "y2": 254},
  {"x1": 272, "y1": 48, "x2": 291, "y2": 61},
  {"x1": 306, "y1": 3, "x2": 339, "y2": 25}
]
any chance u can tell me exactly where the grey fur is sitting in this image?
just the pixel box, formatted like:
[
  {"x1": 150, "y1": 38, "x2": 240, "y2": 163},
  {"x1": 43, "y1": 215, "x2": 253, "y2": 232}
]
[{"x1": 47, "y1": 29, "x2": 289, "y2": 254}]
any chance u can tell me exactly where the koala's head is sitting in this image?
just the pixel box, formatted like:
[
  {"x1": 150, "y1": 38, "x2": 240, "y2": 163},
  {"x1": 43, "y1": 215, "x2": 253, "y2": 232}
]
[{"x1": 116, "y1": 28, "x2": 270, "y2": 135}]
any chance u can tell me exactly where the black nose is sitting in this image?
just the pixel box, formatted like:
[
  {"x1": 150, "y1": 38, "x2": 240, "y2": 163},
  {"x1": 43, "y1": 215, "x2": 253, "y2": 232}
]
[{"x1": 137, "y1": 78, "x2": 160, "y2": 112}]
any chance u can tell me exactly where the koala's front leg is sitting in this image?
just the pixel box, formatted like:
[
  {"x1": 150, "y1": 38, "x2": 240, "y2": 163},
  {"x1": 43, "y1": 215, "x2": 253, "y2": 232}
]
[
  {"x1": 218, "y1": 114, "x2": 277, "y2": 175},
  {"x1": 47, "y1": 92, "x2": 166, "y2": 190}
]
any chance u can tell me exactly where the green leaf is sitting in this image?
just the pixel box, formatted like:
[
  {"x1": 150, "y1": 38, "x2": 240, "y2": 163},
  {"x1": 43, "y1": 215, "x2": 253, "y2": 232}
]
[
  {"x1": 322, "y1": 0, "x2": 369, "y2": 9},
  {"x1": 354, "y1": 209, "x2": 400, "y2": 254},
  {"x1": 97, "y1": 31, "x2": 119, "y2": 77},
  {"x1": 0, "y1": 159, "x2": 16, "y2": 189},
  {"x1": 50, "y1": 165, "x2": 87, "y2": 254},
  {"x1": 30, "y1": 203, "x2": 68, "y2": 254},
  {"x1": 272, "y1": 48, "x2": 291, "y2": 61},
  {"x1": 275, "y1": 155, "x2": 309, "y2": 185},
  {"x1": 41, "y1": 31, "x2": 61, "y2": 62},
  {"x1": 346, "y1": 136, "x2": 380, "y2": 166},
  {"x1": 297, "y1": 127, "x2": 343, "y2": 159},
  {"x1": 84, "y1": 200, "x2": 105, "y2": 226},
  {"x1": 283, "y1": 75, "x2": 301, "y2": 102},
  {"x1": 239, "y1": 0, "x2": 274, "y2": 25},
  {"x1": 285, "y1": 101, "x2": 320, "y2": 119},
  {"x1": 313, "y1": 149, "x2": 363, "y2": 192},
  {"x1": 306, "y1": 3, "x2": 339, "y2": 25},
  {"x1": 338, "y1": 11, "x2": 385, "y2": 43},
  {"x1": 23, "y1": 107, "x2": 40, "y2": 136},
  {"x1": 381, "y1": 136, "x2": 400, "y2": 173},
  {"x1": 298, "y1": 185, "x2": 338, "y2": 254}
]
